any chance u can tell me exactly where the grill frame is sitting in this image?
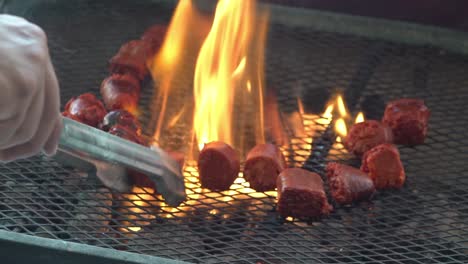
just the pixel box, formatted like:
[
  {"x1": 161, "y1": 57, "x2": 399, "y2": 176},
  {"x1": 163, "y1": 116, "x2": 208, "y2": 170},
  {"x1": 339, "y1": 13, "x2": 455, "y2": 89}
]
[{"x1": 2, "y1": 1, "x2": 468, "y2": 263}]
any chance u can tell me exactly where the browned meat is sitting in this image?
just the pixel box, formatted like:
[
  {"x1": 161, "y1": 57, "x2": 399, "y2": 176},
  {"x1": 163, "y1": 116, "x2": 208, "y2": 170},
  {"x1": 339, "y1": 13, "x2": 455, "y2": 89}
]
[
  {"x1": 109, "y1": 40, "x2": 150, "y2": 80},
  {"x1": 100, "y1": 74, "x2": 141, "y2": 113},
  {"x1": 382, "y1": 98, "x2": 430, "y2": 145},
  {"x1": 277, "y1": 168, "x2": 332, "y2": 219},
  {"x1": 361, "y1": 143, "x2": 406, "y2": 189},
  {"x1": 345, "y1": 120, "x2": 394, "y2": 157},
  {"x1": 244, "y1": 143, "x2": 286, "y2": 192},
  {"x1": 326, "y1": 162, "x2": 375, "y2": 205},
  {"x1": 141, "y1": 24, "x2": 167, "y2": 57},
  {"x1": 62, "y1": 93, "x2": 107, "y2": 128},
  {"x1": 198, "y1": 141, "x2": 240, "y2": 191},
  {"x1": 100, "y1": 109, "x2": 141, "y2": 133}
]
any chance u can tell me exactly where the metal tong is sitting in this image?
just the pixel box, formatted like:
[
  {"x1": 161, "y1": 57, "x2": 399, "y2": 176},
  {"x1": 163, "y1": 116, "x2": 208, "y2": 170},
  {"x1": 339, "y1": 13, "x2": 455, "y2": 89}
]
[{"x1": 56, "y1": 117, "x2": 186, "y2": 207}]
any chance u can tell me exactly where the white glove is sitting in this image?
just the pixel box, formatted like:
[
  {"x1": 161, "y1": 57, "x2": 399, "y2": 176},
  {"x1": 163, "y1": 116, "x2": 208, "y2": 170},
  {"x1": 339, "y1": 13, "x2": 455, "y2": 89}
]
[{"x1": 0, "y1": 14, "x2": 62, "y2": 162}]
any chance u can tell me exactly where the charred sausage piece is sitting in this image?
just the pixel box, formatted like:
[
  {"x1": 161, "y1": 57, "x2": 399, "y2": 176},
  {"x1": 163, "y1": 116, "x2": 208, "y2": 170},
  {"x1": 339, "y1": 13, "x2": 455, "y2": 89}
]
[
  {"x1": 108, "y1": 124, "x2": 147, "y2": 146},
  {"x1": 277, "y1": 168, "x2": 333, "y2": 219},
  {"x1": 382, "y1": 98, "x2": 430, "y2": 145},
  {"x1": 141, "y1": 24, "x2": 167, "y2": 57},
  {"x1": 100, "y1": 109, "x2": 141, "y2": 133},
  {"x1": 326, "y1": 162, "x2": 375, "y2": 205},
  {"x1": 100, "y1": 74, "x2": 141, "y2": 113},
  {"x1": 345, "y1": 120, "x2": 394, "y2": 157},
  {"x1": 62, "y1": 93, "x2": 107, "y2": 128},
  {"x1": 361, "y1": 143, "x2": 405, "y2": 189},
  {"x1": 198, "y1": 141, "x2": 240, "y2": 191},
  {"x1": 244, "y1": 143, "x2": 286, "y2": 192},
  {"x1": 109, "y1": 40, "x2": 149, "y2": 81}
]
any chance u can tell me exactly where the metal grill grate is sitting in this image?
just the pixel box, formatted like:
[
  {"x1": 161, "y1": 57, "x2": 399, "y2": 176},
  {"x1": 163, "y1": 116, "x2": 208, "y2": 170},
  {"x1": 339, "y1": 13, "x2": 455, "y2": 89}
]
[{"x1": 1, "y1": 0, "x2": 468, "y2": 263}]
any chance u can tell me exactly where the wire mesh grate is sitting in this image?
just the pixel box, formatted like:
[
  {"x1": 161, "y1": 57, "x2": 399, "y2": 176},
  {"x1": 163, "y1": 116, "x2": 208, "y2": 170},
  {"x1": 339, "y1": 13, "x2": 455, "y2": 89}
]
[{"x1": 1, "y1": 0, "x2": 468, "y2": 263}]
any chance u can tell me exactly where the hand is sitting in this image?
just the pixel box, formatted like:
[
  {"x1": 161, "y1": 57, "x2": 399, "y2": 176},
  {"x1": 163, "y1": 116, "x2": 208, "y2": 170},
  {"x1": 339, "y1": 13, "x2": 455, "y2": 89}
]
[{"x1": 0, "y1": 14, "x2": 62, "y2": 162}]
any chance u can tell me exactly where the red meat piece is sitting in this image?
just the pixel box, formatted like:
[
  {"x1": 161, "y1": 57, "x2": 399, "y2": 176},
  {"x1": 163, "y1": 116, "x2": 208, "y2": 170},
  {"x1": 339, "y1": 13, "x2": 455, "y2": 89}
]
[
  {"x1": 277, "y1": 168, "x2": 332, "y2": 219},
  {"x1": 100, "y1": 109, "x2": 141, "y2": 133},
  {"x1": 141, "y1": 24, "x2": 167, "y2": 57},
  {"x1": 345, "y1": 120, "x2": 394, "y2": 157},
  {"x1": 108, "y1": 125, "x2": 146, "y2": 146},
  {"x1": 109, "y1": 40, "x2": 149, "y2": 80},
  {"x1": 100, "y1": 74, "x2": 141, "y2": 112},
  {"x1": 244, "y1": 143, "x2": 286, "y2": 192},
  {"x1": 198, "y1": 141, "x2": 240, "y2": 191},
  {"x1": 361, "y1": 143, "x2": 406, "y2": 189},
  {"x1": 382, "y1": 98, "x2": 430, "y2": 145},
  {"x1": 326, "y1": 162, "x2": 375, "y2": 205},
  {"x1": 62, "y1": 93, "x2": 107, "y2": 128}
]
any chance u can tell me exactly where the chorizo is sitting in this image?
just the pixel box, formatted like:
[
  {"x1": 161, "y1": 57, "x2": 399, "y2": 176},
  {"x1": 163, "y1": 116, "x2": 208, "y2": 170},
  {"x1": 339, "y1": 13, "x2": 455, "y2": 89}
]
[
  {"x1": 277, "y1": 168, "x2": 332, "y2": 219},
  {"x1": 382, "y1": 98, "x2": 430, "y2": 145},
  {"x1": 244, "y1": 143, "x2": 286, "y2": 192},
  {"x1": 326, "y1": 162, "x2": 375, "y2": 205},
  {"x1": 198, "y1": 141, "x2": 240, "y2": 191},
  {"x1": 345, "y1": 120, "x2": 393, "y2": 157},
  {"x1": 361, "y1": 143, "x2": 406, "y2": 189},
  {"x1": 62, "y1": 93, "x2": 107, "y2": 128}
]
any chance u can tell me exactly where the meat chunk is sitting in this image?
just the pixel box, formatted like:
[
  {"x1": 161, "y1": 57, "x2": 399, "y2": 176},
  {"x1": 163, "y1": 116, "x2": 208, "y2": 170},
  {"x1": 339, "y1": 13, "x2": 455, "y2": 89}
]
[
  {"x1": 361, "y1": 143, "x2": 405, "y2": 189},
  {"x1": 244, "y1": 143, "x2": 286, "y2": 192},
  {"x1": 198, "y1": 142, "x2": 240, "y2": 191},
  {"x1": 100, "y1": 74, "x2": 141, "y2": 113},
  {"x1": 141, "y1": 24, "x2": 167, "y2": 57},
  {"x1": 382, "y1": 98, "x2": 430, "y2": 145},
  {"x1": 62, "y1": 93, "x2": 107, "y2": 128},
  {"x1": 109, "y1": 40, "x2": 149, "y2": 80},
  {"x1": 345, "y1": 120, "x2": 393, "y2": 157},
  {"x1": 326, "y1": 162, "x2": 375, "y2": 205},
  {"x1": 100, "y1": 109, "x2": 141, "y2": 133},
  {"x1": 277, "y1": 168, "x2": 332, "y2": 219},
  {"x1": 108, "y1": 125, "x2": 146, "y2": 146}
]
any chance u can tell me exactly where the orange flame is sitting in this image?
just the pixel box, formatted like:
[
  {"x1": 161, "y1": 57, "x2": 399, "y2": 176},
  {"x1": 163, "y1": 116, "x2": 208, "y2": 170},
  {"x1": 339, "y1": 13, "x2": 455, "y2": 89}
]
[
  {"x1": 193, "y1": 0, "x2": 268, "y2": 153},
  {"x1": 322, "y1": 93, "x2": 365, "y2": 139}
]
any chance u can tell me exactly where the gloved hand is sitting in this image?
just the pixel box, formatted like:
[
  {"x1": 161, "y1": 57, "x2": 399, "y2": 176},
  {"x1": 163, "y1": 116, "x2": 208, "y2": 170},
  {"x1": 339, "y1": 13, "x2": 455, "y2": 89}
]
[{"x1": 0, "y1": 14, "x2": 62, "y2": 162}]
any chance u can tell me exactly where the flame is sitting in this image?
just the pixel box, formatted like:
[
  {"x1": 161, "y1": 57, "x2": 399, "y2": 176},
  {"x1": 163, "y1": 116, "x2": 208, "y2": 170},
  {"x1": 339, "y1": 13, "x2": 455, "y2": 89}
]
[
  {"x1": 193, "y1": 0, "x2": 268, "y2": 153},
  {"x1": 355, "y1": 111, "x2": 365, "y2": 123},
  {"x1": 335, "y1": 118, "x2": 347, "y2": 138},
  {"x1": 150, "y1": 0, "x2": 210, "y2": 147}
]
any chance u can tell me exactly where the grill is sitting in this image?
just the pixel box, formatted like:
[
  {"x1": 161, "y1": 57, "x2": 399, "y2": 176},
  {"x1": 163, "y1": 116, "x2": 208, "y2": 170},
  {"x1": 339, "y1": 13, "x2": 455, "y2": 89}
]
[{"x1": 2, "y1": 0, "x2": 468, "y2": 263}]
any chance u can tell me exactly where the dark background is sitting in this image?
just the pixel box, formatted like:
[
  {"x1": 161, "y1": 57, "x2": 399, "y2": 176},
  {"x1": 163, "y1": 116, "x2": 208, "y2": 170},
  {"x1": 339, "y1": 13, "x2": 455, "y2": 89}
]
[{"x1": 263, "y1": 0, "x2": 468, "y2": 32}]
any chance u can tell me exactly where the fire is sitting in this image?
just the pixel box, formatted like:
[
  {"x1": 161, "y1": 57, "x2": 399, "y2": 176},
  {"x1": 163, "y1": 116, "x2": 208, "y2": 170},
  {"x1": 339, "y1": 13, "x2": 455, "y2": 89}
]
[
  {"x1": 193, "y1": 0, "x2": 268, "y2": 154},
  {"x1": 322, "y1": 93, "x2": 365, "y2": 139}
]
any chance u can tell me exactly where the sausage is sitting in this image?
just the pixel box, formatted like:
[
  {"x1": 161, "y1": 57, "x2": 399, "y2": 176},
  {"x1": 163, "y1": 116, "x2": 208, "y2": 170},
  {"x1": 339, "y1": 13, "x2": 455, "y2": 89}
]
[
  {"x1": 198, "y1": 141, "x2": 240, "y2": 191},
  {"x1": 62, "y1": 93, "x2": 107, "y2": 128},
  {"x1": 277, "y1": 168, "x2": 333, "y2": 219},
  {"x1": 100, "y1": 109, "x2": 141, "y2": 133},
  {"x1": 100, "y1": 74, "x2": 141, "y2": 113},
  {"x1": 108, "y1": 124, "x2": 147, "y2": 146},
  {"x1": 382, "y1": 98, "x2": 430, "y2": 145},
  {"x1": 361, "y1": 143, "x2": 405, "y2": 189},
  {"x1": 326, "y1": 162, "x2": 375, "y2": 205},
  {"x1": 109, "y1": 40, "x2": 150, "y2": 81},
  {"x1": 141, "y1": 24, "x2": 167, "y2": 57},
  {"x1": 243, "y1": 143, "x2": 286, "y2": 192},
  {"x1": 345, "y1": 120, "x2": 394, "y2": 157}
]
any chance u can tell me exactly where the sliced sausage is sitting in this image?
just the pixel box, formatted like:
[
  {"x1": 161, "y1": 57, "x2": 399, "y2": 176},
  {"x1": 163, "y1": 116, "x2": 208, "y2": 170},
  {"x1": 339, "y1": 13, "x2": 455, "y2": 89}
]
[
  {"x1": 244, "y1": 143, "x2": 286, "y2": 192},
  {"x1": 62, "y1": 93, "x2": 107, "y2": 128},
  {"x1": 109, "y1": 40, "x2": 149, "y2": 81},
  {"x1": 326, "y1": 162, "x2": 375, "y2": 205},
  {"x1": 345, "y1": 120, "x2": 393, "y2": 157},
  {"x1": 100, "y1": 74, "x2": 141, "y2": 113},
  {"x1": 361, "y1": 143, "x2": 405, "y2": 189},
  {"x1": 198, "y1": 141, "x2": 240, "y2": 191},
  {"x1": 100, "y1": 109, "x2": 141, "y2": 133},
  {"x1": 277, "y1": 168, "x2": 333, "y2": 219},
  {"x1": 382, "y1": 98, "x2": 430, "y2": 145}
]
